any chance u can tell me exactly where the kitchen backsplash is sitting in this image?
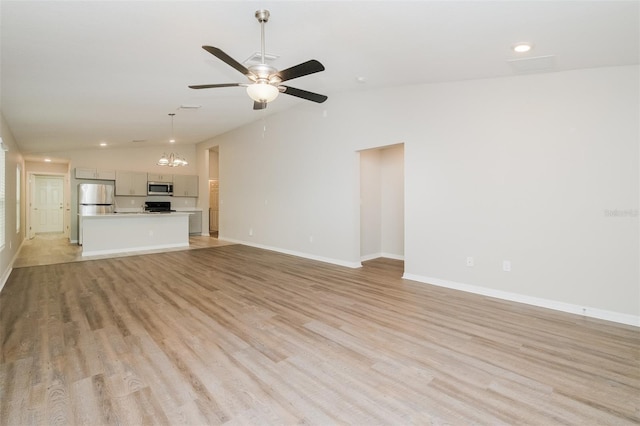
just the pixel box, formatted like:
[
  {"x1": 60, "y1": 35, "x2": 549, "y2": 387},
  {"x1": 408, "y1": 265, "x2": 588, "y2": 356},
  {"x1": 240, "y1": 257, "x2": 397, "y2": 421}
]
[{"x1": 115, "y1": 195, "x2": 196, "y2": 212}]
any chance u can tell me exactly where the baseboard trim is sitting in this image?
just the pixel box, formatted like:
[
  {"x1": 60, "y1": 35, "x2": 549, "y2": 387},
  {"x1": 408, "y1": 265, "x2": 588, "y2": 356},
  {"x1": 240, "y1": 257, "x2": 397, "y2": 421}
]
[
  {"x1": 220, "y1": 238, "x2": 362, "y2": 269},
  {"x1": 360, "y1": 253, "x2": 381, "y2": 262},
  {"x1": 361, "y1": 252, "x2": 405, "y2": 262},
  {"x1": 0, "y1": 238, "x2": 26, "y2": 294},
  {"x1": 0, "y1": 265, "x2": 12, "y2": 295},
  {"x1": 81, "y1": 242, "x2": 189, "y2": 257},
  {"x1": 402, "y1": 273, "x2": 640, "y2": 327},
  {"x1": 381, "y1": 252, "x2": 405, "y2": 261}
]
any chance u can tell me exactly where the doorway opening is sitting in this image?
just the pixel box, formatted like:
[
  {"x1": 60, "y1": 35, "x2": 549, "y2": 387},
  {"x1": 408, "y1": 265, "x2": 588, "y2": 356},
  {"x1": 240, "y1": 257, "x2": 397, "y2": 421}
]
[
  {"x1": 359, "y1": 143, "x2": 405, "y2": 267},
  {"x1": 208, "y1": 147, "x2": 220, "y2": 238},
  {"x1": 30, "y1": 175, "x2": 65, "y2": 238}
]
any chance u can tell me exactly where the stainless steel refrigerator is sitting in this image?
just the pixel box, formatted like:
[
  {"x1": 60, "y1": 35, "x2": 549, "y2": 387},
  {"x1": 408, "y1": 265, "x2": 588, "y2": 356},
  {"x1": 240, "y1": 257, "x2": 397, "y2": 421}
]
[{"x1": 78, "y1": 183, "x2": 114, "y2": 245}]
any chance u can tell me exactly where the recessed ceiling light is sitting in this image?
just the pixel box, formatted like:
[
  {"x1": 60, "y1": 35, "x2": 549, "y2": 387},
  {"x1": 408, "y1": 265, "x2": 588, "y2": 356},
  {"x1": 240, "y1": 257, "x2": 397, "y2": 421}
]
[
  {"x1": 44, "y1": 158, "x2": 51, "y2": 162},
  {"x1": 513, "y1": 42, "x2": 533, "y2": 53},
  {"x1": 99, "y1": 142, "x2": 107, "y2": 147}
]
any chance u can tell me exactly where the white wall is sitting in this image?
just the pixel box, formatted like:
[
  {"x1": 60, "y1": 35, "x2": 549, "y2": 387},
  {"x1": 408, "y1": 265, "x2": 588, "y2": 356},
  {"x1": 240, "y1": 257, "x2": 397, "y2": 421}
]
[
  {"x1": 403, "y1": 67, "x2": 639, "y2": 324},
  {"x1": 54, "y1": 144, "x2": 197, "y2": 175},
  {"x1": 209, "y1": 149, "x2": 219, "y2": 180},
  {"x1": 197, "y1": 65, "x2": 639, "y2": 324},
  {"x1": 360, "y1": 149, "x2": 382, "y2": 259},
  {"x1": 25, "y1": 161, "x2": 69, "y2": 174},
  {"x1": 380, "y1": 145, "x2": 404, "y2": 259},
  {"x1": 0, "y1": 111, "x2": 26, "y2": 292}
]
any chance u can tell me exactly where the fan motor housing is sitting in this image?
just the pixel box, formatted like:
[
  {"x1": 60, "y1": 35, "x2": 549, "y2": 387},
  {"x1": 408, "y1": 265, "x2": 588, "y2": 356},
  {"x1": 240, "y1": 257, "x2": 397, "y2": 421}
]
[{"x1": 248, "y1": 64, "x2": 278, "y2": 80}]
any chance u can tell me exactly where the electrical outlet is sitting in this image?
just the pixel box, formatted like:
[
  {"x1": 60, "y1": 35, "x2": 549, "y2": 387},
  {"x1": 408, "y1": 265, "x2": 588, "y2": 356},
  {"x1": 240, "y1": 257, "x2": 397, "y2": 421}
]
[
  {"x1": 466, "y1": 256, "x2": 474, "y2": 267},
  {"x1": 503, "y1": 260, "x2": 511, "y2": 272},
  {"x1": 249, "y1": 228, "x2": 253, "y2": 236},
  {"x1": 309, "y1": 235, "x2": 314, "y2": 243}
]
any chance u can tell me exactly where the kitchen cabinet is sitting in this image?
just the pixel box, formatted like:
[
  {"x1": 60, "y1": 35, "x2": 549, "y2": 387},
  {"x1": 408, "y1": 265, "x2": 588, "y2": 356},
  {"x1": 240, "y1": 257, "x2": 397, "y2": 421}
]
[
  {"x1": 187, "y1": 211, "x2": 202, "y2": 235},
  {"x1": 75, "y1": 167, "x2": 116, "y2": 180},
  {"x1": 173, "y1": 175, "x2": 198, "y2": 197},
  {"x1": 115, "y1": 171, "x2": 147, "y2": 196},
  {"x1": 147, "y1": 173, "x2": 173, "y2": 183}
]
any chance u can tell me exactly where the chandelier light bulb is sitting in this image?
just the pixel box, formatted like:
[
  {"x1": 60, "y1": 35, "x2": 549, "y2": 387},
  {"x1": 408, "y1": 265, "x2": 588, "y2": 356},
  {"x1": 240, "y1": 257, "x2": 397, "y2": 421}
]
[{"x1": 157, "y1": 153, "x2": 169, "y2": 166}]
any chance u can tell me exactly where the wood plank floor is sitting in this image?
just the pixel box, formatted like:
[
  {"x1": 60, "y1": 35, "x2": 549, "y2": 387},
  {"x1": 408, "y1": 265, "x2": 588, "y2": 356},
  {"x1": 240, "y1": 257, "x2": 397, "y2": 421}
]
[
  {"x1": 1, "y1": 244, "x2": 639, "y2": 425},
  {"x1": 12, "y1": 233, "x2": 234, "y2": 268}
]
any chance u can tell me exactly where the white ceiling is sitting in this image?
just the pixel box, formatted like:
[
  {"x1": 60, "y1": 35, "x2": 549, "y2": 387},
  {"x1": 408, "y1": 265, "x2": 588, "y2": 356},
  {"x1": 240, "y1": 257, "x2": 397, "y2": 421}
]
[{"x1": 1, "y1": 1, "x2": 638, "y2": 161}]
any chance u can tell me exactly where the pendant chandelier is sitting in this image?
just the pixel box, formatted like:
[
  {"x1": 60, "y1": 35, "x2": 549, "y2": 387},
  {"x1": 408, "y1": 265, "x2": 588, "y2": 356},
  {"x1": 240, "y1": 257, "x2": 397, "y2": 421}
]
[
  {"x1": 158, "y1": 152, "x2": 188, "y2": 167},
  {"x1": 158, "y1": 113, "x2": 188, "y2": 167}
]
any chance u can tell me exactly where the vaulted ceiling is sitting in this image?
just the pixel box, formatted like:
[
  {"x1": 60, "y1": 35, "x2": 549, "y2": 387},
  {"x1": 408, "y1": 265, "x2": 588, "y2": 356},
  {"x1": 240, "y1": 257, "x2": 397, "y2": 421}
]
[{"x1": 1, "y1": 1, "x2": 638, "y2": 161}]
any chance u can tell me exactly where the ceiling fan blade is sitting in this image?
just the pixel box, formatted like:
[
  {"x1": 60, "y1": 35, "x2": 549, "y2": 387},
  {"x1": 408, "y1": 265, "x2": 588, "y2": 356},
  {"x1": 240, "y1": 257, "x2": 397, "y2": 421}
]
[
  {"x1": 277, "y1": 60, "x2": 325, "y2": 82},
  {"x1": 253, "y1": 101, "x2": 267, "y2": 110},
  {"x1": 281, "y1": 86, "x2": 328, "y2": 103},
  {"x1": 188, "y1": 83, "x2": 244, "y2": 89},
  {"x1": 202, "y1": 46, "x2": 251, "y2": 76}
]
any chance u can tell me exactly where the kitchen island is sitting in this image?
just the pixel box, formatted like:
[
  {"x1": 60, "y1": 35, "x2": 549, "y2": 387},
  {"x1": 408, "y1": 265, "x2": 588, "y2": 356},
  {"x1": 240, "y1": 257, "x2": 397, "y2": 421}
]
[{"x1": 81, "y1": 212, "x2": 190, "y2": 256}]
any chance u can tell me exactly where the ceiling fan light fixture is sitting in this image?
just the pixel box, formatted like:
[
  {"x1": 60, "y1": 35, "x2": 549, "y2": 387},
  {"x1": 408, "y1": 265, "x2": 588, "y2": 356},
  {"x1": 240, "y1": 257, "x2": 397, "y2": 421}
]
[
  {"x1": 188, "y1": 9, "x2": 327, "y2": 109},
  {"x1": 247, "y1": 82, "x2": 279, "y2": 103}
]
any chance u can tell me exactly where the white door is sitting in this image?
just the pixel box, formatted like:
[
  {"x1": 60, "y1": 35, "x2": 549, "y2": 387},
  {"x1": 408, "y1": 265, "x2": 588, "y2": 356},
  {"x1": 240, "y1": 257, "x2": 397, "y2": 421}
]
[{"x1": 33, "y1": 176, "x2": 64, "y2": 234}]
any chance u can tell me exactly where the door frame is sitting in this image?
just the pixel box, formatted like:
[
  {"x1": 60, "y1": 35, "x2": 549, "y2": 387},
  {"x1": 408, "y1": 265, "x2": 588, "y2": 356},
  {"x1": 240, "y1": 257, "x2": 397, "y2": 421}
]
[{"x1": 27, "y1": 172, "x2": 70, "y2": 239}]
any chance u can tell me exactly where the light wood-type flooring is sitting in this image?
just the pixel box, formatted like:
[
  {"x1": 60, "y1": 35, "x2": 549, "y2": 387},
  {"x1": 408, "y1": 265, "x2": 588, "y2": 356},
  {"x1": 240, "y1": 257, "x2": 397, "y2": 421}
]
[
  {"x1": 12, "y1": 232, "x2": 233, "y2": 268},
  {"x1": 1, "y1": 243, "x2": 639, "y2": 425}
]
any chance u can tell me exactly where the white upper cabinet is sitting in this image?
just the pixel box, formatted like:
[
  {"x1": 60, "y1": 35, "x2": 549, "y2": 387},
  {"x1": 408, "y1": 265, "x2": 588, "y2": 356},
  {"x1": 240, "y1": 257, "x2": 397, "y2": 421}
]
[
  {"x1": 172, "y1": 175, "x2": 198, "y2": 197},
  {"x1": 147, "y1": 173, "x2": 173, "y2": 183},
  {"x1": 115, "y1": 171, "x2": 148, "y2": 196},
  {"x1": 75, "y1": 167, "x2": 116, "y2": 180}
]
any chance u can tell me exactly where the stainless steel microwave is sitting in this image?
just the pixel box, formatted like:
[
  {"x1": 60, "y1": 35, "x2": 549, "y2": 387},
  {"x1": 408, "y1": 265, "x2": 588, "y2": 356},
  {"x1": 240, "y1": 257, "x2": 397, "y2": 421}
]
[{"x1": 148, "y1": 182, "x2": 173, "y2": 196}]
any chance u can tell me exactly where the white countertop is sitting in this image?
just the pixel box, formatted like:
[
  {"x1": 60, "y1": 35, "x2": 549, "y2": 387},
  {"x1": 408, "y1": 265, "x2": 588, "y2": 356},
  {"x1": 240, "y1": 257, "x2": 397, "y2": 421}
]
[{"x1": 85, "y1": 211, "x2": 191, "y2": 218}]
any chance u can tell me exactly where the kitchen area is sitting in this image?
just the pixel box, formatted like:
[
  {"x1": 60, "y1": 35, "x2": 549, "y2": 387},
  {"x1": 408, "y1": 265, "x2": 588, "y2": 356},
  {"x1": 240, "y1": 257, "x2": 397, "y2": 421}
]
[{"x1": 74, "y1": 168, "x2": 202, "y2": 256}]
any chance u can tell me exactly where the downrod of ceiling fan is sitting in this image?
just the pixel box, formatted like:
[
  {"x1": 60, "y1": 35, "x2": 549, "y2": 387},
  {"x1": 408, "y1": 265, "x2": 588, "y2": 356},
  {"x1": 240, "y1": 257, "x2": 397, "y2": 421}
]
[{"x1": 255, "y1": 9, "x2": 270, "y2": 65}]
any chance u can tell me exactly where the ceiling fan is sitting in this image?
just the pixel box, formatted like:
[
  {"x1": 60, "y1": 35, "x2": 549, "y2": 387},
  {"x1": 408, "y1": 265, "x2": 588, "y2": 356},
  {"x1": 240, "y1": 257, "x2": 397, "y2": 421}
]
[{"x1": 189, "y1": 9, "x2": 328, "y2": 110}]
